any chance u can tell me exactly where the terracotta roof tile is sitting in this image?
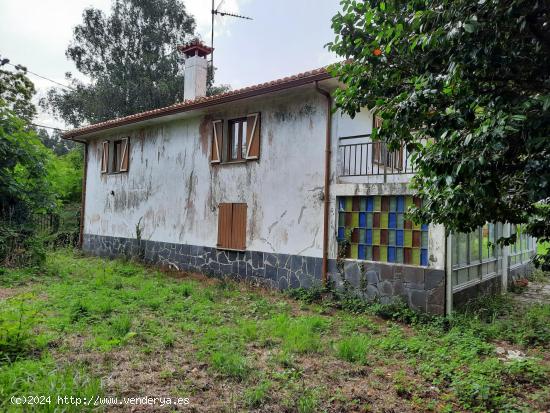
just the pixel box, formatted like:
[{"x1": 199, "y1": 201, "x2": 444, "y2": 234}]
[{"x1": 64, "y1": 66, "x2": 331, "y2": 139}]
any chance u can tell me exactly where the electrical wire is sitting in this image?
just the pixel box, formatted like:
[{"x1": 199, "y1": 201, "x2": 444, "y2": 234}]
[{"x1": 5, "y1": 61, "x2": 75, "y2": 91}]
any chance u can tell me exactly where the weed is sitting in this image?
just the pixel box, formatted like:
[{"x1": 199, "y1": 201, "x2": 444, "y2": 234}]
[
  {"x1": 109, "y1": 314, "x2": 132, "y2": 338},
  {"x1": 296, "y1": 387, "x2": 320, "y2": 413},
  {"x1": 334, "y1": 333, "x2": 370, "y2": 364},
  {"x1": 210, "y1": 350, "x2": 249, "y2": 380},
  {"x1": 243, "y1": 380, "x2": 272, "y2": 408},
  {"x1": 266, "y1": 314, "x2": 329, "y2": 354}
]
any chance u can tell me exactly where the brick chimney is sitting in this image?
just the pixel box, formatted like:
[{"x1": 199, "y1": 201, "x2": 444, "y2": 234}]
[{"x1": 178, "y1": 39, "x2": 213, "y2": 101}]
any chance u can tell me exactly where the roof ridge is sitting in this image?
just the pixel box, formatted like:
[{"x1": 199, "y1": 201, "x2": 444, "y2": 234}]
[{"x1": 64, "y1": 65, "x2": 332, "y2": 139}]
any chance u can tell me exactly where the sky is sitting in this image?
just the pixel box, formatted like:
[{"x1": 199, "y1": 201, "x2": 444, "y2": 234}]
[{"x1": 0, "y1": 0, "x2": 340, "y2": 131}]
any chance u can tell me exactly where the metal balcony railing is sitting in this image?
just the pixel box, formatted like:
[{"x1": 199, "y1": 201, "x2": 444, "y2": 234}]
[{"x1": 339, "y1": 135, "x2": 415, "y2": 177}]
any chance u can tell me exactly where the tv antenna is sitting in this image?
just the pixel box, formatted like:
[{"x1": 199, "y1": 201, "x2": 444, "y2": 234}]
[{"x1": 211, "y1": 0, "x2": 252, "y2": 70}]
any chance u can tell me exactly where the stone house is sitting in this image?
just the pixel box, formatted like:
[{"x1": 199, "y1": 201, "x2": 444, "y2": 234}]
[{"x1": 64, "y1": 41, "x2": 536, "y2": 314}]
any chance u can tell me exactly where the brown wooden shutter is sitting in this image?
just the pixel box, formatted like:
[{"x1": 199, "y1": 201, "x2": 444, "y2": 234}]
[
  {"x1": 373, "y1": 116, "x2": 383, "y2": 163},
  {"x1": 101, "y1": 141, "x2": 109, "y2": 173},
  {"x1": 120, "y1": 137, "x2": 129, "y2": 172},
  {"x1": 211, "y1": 120, "x2": 223, "y2": 164},
  {"x1": 217, "y1": 203, "x2": 233, "y2": 248},
  {"x1": 231, "y1": 203, "x2": 247, "y2": 250},
  {"x1": 245, "y1": 113, "x2": 260, "y2": 160},
  {"x1": 217, "y1": 203, "x2": 247, "y2": 250}
]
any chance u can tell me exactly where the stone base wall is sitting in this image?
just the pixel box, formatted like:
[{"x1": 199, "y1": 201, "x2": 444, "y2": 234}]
[
  {"x1": 453, "y1": 276, "x2": 502, "y2": 309},
  {"x1": 83, "y1": 234, "x2": 446, "y2": 314},
  {"x1": 327, "y1": 260, "x2": 445, "y2": 315}
]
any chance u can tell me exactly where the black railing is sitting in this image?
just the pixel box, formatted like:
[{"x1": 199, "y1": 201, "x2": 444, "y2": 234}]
[{"x1": 339, "y1": 136, "x2": 415, "y2": 177}]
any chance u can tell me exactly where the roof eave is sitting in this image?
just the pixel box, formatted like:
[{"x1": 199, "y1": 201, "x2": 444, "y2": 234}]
[{"x1": 63, "y1": 71, "x2": 333, "y2": 140}]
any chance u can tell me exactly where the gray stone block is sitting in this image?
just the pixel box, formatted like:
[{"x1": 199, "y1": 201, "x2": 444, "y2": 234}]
[{"x1": 425, "y1": 269, "x2": 445, "y2": 290}]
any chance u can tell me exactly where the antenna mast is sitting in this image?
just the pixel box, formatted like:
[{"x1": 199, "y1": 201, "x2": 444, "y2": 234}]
[{"x1": 210, "y1": 0, "x2": 252, "y2": 72}]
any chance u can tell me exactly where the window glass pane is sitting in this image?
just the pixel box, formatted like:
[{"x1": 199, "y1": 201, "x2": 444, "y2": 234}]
[
  {"x1": 469, "y1": 229, "x2": 480, "y2": 262},
  {"x1": 241, "y1": 120, "x2": 247, "y2": 158},
  {"x1": 231, "y1": 122, "x2": 240, "y2": 160},
  {"x1": 457, "y1": 233, "x2": 468, "y2": 265}
]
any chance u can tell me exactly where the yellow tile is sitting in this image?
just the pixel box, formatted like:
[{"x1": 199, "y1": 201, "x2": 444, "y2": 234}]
[
  {"x1": 404, "y1": 230, "x2": 412, "y2": 247},
  {"x1": 345, "y1": 197, "x2": 352, "y2": 211},
  {"x1": 380, "y1": 212, "x2": 388, "y2": 229},
  {"x1": 352, "y1": 212, "x2": 359, "y2": 228},
  {"x1": 374, "y1": 196, "x2": 381, "y2": 211},
  {"x1": 373, "y1": 229, "x2": 380, "y2": 245},
  {"x1": 412, "y1": 248, "x2": 420, "y2": 265},
  {"x1": 380, "y1": 246, "x2": 387, "y2": 262},
  {"x1": 350, "y1": 244, "x2": 358, "y2": 259}
]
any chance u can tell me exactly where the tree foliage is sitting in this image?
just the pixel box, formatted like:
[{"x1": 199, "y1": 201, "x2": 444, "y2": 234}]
[
  {"x1": 41, "y1": 0, "x2": 197, "y2": 127},
  {"x1": 0, "y1": 61, "x2": 83, "y2": 265},
  {"x1": 0, "y1": 57, "x2": 36, "y2": 122},
  {"x1": 328, "y1": 0, "x2": 550, "y2": 265}
]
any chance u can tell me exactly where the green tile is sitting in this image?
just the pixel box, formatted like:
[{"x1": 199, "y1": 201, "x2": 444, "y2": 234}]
[
  {"x1": 389, "y1": 197, "x2": 397, "y2": 212},
  {"x1": 338, "y1": 212, "x2": 345, "y2": 227},
  {"x1": 350, "y1": 244, "x2": 358, "y2": 259},
  {"x1": 366, "y1": 213, "x2": 373, "y2": 228},
  {"x1": 405, "y1": 195, "x2": 414, "y2": 210},
  {"x1": 359, "y1": 228, "x2": 366, "y2": 241},
  {"x1": 389, "y1": 230, "x2": 396, "y2": 245},
  {"x1": 396, "y1": 247, "x2": 404, "y2": 263},
  {"x1": 396, "y1": 213, "x2": 404, "y2": 228},
  {"x1": 366, "y1": 246, "x2": 373, "y2": 260},
  {"x1": 421, "y1": 231, "x2": 429, "y2": 248},
  {"x1": 360, "y1": 197, "x2": 367, "y2": 211}
]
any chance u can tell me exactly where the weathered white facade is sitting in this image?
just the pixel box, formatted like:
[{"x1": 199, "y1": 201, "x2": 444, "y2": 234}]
[{"x1": 84, "y1": 89, "x2": 329, "y2": 258}]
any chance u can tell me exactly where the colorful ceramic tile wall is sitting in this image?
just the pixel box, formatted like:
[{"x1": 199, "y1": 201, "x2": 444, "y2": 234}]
[{"x1": 337, "y1": 196, "x2": 429, "y2": 266}]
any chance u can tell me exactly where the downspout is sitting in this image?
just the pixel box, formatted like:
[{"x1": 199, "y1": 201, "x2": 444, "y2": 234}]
[{"x1": 315, "y1": 81, "x2": 332, "y2": 287}]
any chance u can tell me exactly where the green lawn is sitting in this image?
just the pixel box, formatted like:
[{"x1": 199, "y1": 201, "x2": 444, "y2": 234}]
[{"x1": 0, "y1": 251, "x2": 549, "y2": 412}]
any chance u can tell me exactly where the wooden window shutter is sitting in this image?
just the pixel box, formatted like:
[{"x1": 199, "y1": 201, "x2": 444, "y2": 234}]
[
  {"x1": 120, "y1": 137, "x2": 129, "y2": 172},
  {"x1": 217, "y1": 203, "x2": 233, "y2": 249},
  {"x1": 373, "y1": 116, "x2": 383, "y2": 163},
  {"x1": 101, "y1": 141, "x2": 109, "y2": 173},
  {"x1": 211, "y1": 120, "x2": 223, "y2": 164},
  {"x1": 217, "y1": 203, "x2": 247, "y2": 250},
  {"x1": 245, "y1": 113, "x2": 260, "y2": 160},
  {"x1": 231, "y1": 203, "x2": 247, "y2": 250}
]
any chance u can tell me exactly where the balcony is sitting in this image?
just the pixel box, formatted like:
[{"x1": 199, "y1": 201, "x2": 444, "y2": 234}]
[{"x1": 338, "y1": 135, "x2": 415, "y2": 183}]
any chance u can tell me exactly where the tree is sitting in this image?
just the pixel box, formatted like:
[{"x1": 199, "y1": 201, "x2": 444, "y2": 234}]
[
  {"x1": 36, "y1": 128, "x2": 75, "y2": 156},
  {"x1": 0, "y1": 57, "x2": 36, "y2": 122},
  {"x1": 42, "y1": 0, "x2": 197, "y2": 127},
  {"x1": 328, "y1": 0, "x2": 550, "y2": 266}
]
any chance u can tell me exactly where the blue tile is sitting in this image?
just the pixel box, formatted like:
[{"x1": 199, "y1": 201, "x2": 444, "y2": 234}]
[
  {"x1": 421, "y1": 249, "x2": 428, "y2": 266},
  {"x1": 421, "y1": 223, "x2": 429, "y2": 231},
  {"x1": 388, "y1": 213, "x2": 396, "y2": 229},
  {"x1": 338, "y1": 227, "x2": 345, "y2": 240},
  {"x1": 358, "y1": 245, "x2": 366, "y2": 260},
  {"x1": 359, "y1": 212, "x2": 366, "y2": 227},
  {"x1": 338, "y1": 198, "x2": 346, "y2": 211},
  {"x1": 366, "y1": 229, "x2": 372, "y2": 245},
  {"x1": 397, "y1": 196, "x2": 405, "y2": 212},
  {"x1": 388, "y1": 246, "x2": 396, "y2": 263},
  {"x1": 366, "y1": 197, "x2": 374, "y2": 212},
  {"x1": 396, "y1": 230, "x2": 404, "y2": 246}
]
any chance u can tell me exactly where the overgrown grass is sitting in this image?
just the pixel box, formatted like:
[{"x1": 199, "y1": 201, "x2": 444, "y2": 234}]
[{"x1": 0, "y1": 250, "x2": 548, "y2": 412}]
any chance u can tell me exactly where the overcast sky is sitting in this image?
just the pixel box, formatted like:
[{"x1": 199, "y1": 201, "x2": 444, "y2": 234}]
[{"x1": 0, "y1": 0, "x2": 340, "y2": 131}]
